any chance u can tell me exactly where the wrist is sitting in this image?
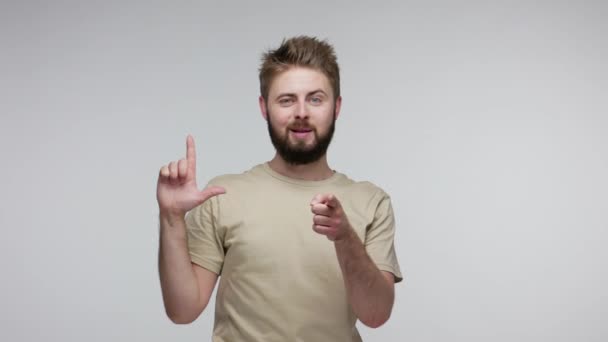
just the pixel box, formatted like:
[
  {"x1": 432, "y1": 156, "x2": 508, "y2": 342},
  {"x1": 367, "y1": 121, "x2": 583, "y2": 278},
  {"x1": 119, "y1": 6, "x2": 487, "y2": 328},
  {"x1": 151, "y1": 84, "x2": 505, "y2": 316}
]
[
  {"x1": 159, "y1": 206, "x2": 186, "y2": 218},
  {"x1": 334, "y1": 225, "x2": 357, "y2": 245},
  {"x1": 159, "y1": 209, "x2": 187, "y2": 227}
]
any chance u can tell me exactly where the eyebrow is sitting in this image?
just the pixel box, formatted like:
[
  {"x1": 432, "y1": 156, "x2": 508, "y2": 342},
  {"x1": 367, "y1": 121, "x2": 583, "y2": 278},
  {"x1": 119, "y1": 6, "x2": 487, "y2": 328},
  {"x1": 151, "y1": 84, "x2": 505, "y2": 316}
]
[
  {"x1": 308, "y1": 89, "x2": 328, "y2": 97},
  {"x1": 275, "y1": 89, "x2": 328, "y2": 100}
]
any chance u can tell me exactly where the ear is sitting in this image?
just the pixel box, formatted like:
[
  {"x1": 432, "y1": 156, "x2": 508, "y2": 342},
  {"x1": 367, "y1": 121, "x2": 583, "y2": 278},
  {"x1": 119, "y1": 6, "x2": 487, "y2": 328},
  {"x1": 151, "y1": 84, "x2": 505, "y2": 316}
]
[
  {"x1": 259, "y1": 95, "x2": 268, "y2": 121},
  {"x1": 334, "y1": 96, "x2": 342, "y2": 120}
]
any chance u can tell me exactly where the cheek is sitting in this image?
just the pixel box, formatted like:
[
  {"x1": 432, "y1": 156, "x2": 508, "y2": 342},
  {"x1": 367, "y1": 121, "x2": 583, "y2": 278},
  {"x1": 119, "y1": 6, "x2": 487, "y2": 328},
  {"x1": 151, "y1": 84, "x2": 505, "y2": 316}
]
[
  {"x1": 268, "y1": 110, "x2": 291, "y2": 127},
  {"x1": 314, "y1": 109, "x2": 335, "y2": 129}
]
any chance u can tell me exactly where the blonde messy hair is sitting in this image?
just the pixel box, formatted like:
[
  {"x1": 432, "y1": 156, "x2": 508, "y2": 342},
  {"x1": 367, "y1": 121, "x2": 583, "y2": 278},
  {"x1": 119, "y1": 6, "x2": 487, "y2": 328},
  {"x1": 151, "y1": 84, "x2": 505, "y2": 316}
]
[{"x1": 258, "y1": 36, "x2": 340, "y2": 102}]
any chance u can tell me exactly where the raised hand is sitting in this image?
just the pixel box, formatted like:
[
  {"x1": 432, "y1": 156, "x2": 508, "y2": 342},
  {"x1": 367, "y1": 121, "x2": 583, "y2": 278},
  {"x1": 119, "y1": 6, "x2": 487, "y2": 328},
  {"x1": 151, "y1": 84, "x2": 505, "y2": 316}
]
[
  {"x1": 157, "y1": 135, "x2": 225, "y2": 217},
  {"x1": 310, "y1": 194, "x2": 352, "y2": 241}
]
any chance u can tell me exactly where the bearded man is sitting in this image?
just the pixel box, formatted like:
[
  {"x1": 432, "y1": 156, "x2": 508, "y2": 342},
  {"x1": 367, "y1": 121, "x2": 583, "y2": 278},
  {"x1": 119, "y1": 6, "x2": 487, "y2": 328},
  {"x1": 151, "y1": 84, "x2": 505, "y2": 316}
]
[{"x1": 157, "y1": 36, "x2": 403, "y2": 342}]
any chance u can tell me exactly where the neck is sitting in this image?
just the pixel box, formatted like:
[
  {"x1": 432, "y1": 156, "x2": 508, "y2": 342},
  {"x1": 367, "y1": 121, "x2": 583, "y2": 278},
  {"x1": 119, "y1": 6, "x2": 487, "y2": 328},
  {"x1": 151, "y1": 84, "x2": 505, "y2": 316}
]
[{"x1": 268, "y1": 154, "x2": 334, "y2": 181}]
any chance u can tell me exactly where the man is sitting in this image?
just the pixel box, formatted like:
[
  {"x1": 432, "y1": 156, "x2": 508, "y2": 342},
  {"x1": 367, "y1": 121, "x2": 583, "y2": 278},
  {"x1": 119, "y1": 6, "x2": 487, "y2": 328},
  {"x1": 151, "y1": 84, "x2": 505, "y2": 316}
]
[{"x1": 157, "y1": 36, "x2": 402, "y2": 341}]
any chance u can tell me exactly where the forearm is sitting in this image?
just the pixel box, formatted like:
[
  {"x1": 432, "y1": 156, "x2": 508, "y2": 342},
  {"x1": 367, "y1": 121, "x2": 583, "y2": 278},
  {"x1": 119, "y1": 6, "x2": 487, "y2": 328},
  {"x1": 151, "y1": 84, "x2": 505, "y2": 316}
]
[
  {"x1": 158, "y1": 212, "x2": 200, "y2": 323},
  {"x1": 334, "y1": 227, "x2": 394, "y2": 328}
]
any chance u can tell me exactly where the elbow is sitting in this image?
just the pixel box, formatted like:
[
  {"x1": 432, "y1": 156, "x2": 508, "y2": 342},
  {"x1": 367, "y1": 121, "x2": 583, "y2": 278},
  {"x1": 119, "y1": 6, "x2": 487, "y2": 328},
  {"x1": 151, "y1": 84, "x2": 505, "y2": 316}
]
[
  {"x1": 168, "y1": 315, "x2": 194, "y2": 325},
  {"x1": 165, "y1": 308, "x2": 198, "y2": 325},
  {"x1": 362, "y1": 317, "x2": 388, "y2": 329},
  {"x1": 163, "y1": 298, "x2": 208, "y2": 325},
  {"x1": 360, "y1": 311, "x2": 391, "y2": 329}
]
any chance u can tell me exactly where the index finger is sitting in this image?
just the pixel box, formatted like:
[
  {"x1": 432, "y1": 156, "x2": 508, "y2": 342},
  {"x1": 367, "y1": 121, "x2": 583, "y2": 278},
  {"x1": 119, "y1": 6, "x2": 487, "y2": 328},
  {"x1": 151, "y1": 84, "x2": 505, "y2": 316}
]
[
  {"x1": 325, "y1": 194, "x2": 341, "y2": 209},
  {"x1": 186, "y1": 134, "x2": 196, "y2": 173},
  {"x1": 311, "y1": 194, "x2": 341, "y2": 209}
]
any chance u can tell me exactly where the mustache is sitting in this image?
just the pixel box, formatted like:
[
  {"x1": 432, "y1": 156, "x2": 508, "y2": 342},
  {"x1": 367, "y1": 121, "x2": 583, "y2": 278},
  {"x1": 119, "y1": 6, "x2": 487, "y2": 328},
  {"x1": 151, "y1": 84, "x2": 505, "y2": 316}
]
[{"x1": 287, "y1": 121, "x2": 315, "y2": 131}]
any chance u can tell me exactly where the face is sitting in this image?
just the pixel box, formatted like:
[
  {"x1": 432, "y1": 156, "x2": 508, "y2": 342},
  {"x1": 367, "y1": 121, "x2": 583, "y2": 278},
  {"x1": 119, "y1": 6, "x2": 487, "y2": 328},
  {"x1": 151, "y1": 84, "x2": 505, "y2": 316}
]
[{"x1": 259, "y1": 67, "x2": 342, "y2": 165}]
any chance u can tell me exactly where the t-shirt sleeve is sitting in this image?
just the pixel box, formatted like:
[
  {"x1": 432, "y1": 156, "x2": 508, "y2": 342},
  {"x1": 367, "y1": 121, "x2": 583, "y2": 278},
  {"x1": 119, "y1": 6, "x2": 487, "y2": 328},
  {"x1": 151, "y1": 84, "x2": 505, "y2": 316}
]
[
  {"x1": 185, "y1": 195, "x2": 225, "y2": 275},
  {"x1": 365, "y1": 191, "x2": 403, "y2": 283}
]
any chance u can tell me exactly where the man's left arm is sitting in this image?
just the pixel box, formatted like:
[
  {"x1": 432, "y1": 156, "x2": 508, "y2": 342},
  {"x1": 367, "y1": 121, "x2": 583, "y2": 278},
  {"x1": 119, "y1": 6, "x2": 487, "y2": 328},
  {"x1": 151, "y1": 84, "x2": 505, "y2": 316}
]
[{"x1": 310, "y1": 194, "x2": 399, "y2": 328}]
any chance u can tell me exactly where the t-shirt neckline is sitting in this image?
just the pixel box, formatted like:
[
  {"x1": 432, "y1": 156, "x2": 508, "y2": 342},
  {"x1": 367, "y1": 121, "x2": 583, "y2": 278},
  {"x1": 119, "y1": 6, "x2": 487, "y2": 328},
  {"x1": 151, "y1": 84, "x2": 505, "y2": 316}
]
[{"x1": 260, "y1": 162, "x2": 343, "y2": 187}]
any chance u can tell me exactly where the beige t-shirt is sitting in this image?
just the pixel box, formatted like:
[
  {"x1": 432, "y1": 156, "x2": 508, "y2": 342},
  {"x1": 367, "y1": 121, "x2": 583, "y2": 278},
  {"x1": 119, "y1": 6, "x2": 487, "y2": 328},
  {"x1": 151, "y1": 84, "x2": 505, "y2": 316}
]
[{"x1": 186, "y1": 163, "x2": 402, "y2": 342}]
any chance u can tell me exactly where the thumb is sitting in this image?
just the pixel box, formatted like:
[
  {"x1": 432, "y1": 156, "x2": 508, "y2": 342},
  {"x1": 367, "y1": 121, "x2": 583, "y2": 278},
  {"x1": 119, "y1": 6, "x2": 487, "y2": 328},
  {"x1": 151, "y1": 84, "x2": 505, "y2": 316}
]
[
  {"x1": 311, "y1": 193, "x2": 341, "y2": 208},
  {"x1": 198, "y1": 186, "x2": 226, "y2": 204},
  {"x1": 324, "y1": 194, "x2": 341, "y2": 208},
  {"x1": 310, "y1": 194, "x2": 325, "y2": 206}
]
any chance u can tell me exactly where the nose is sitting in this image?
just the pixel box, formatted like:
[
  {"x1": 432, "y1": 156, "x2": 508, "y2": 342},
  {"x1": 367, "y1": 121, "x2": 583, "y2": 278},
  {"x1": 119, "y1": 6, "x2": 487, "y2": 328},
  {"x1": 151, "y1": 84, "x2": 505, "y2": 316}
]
[{"x1": 294, "y1": 100, "x2": 309, "y2": 120}]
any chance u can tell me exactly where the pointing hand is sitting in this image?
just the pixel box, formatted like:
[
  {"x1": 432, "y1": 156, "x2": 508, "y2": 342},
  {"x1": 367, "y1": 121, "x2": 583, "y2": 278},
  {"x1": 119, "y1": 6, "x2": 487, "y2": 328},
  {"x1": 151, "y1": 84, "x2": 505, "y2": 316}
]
[{"x1": 310, "y1": 194, "x2": 352, "y2": 241}]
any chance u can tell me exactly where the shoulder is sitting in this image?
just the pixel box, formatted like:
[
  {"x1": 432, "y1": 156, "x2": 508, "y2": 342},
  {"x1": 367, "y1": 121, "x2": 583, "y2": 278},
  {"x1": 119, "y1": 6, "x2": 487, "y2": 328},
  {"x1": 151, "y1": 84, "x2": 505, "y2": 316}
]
[
  {"x1": 339, "y1": 174, "x2": 390, "y2": 202},
  {"x1": 350, "y1": 180, "x2": 388, "y2": 197},
  {"x1": 335, "y1": 173, "x2": 392, "y2": 212},
  {"x1": 205, "y1": 164, "x2": 265, "y2": 190}
]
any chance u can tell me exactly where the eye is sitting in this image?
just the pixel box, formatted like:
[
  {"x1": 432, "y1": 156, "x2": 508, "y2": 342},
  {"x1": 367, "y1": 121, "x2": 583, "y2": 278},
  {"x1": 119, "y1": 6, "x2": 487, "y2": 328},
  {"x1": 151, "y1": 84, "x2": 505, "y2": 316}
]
[
  {"x1": 310, "y1": 97, "x2": 322, "y2": 104},
  {"x1": 279, "y1": 98, "x2": 294, "y2": 106}
]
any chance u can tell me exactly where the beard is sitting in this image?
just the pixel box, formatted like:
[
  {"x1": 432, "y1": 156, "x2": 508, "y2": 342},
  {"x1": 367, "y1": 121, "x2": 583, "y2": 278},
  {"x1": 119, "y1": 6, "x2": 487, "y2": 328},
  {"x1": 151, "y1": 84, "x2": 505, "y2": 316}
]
[{"x1": 266, "y1": 107, "x2": 336, "y2": 165}]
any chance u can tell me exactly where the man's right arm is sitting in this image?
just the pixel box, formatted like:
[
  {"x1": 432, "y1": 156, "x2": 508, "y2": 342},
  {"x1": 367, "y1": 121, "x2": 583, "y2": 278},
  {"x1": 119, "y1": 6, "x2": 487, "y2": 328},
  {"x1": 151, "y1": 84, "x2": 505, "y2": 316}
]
[
  {"x1": 158, "y1": 212, "x2": 218, "y2": 324},
  {"x1": 156, "y1": 135, "x2": 225, "y2": 324}
]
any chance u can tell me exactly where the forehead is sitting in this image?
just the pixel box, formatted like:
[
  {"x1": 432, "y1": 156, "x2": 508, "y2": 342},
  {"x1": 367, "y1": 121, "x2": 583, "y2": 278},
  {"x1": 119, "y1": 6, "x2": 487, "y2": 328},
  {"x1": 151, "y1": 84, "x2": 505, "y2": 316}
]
[{"x1": 268, "y1": 67, "x2": 332, "y2": 97}]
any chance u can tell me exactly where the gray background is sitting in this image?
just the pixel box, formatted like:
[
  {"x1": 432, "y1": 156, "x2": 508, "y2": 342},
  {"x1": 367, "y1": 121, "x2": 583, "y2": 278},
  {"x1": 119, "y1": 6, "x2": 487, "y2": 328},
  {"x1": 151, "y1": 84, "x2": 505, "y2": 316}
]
[{"x1": 1, "y1": 1, "x2": 607, "y2": 341}]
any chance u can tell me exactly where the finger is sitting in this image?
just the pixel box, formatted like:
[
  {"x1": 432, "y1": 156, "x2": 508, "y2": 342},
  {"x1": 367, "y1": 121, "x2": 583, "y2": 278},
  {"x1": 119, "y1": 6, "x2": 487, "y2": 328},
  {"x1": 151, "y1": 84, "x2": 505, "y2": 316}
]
[
  {"x1": 186, "y1": 135, "x2": 197, "y2": 177},
  {"x1": 310, "y1": 203, "x2": 332, "y2": 216},
  {"x1": 159, "y1": 165, "x2": 170, "y2": 179},
  {"x1": 169, "y1": 161, "x2": 178, "y2": 184},
  {"x1": 177, "y1": 158, "x2": 188, "y2": 179},
  {"x1": 324, "y1": 194, "x2": 342, "y2": 209},
  {"x1": 313, "y1": 214, "x2": 333, "y2": 227},
  {"x1": 310, "y1": 194, "x2": 324, "y2": 206},
  {"x1": 312, "y1": 224, "x2": 335, "y2": 237},
  {"x1": 198, "y1": 186, "x2": 226, "y2": 204},
  {"x1": 311, "y1": 194, "x2": 341, "y2": 208},
  {"x1": 316, "y1": 215, "x2": 342, "y2": 229}
]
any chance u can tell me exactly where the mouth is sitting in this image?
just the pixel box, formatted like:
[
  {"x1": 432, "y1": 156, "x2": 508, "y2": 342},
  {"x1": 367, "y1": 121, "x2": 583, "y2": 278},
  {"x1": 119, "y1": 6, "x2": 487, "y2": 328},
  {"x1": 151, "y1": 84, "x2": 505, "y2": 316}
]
[{"x1": 289, "y1": 127, "x2": 313, "y2": 139}]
